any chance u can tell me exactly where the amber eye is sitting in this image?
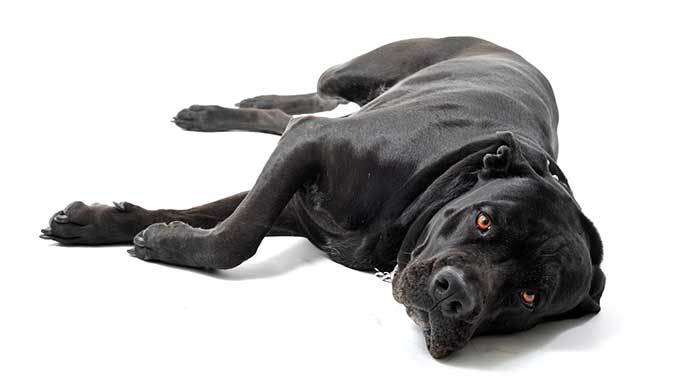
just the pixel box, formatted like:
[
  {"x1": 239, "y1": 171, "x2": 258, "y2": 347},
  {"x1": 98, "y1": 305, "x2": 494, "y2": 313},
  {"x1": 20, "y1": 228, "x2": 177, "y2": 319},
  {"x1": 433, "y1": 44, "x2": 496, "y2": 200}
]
[
  {"x1": 520, "y1": 290, "x2": 537, "y2": 308},
  {"x1": 475, "y1": 212, "x2": 492, "y2": 232}
]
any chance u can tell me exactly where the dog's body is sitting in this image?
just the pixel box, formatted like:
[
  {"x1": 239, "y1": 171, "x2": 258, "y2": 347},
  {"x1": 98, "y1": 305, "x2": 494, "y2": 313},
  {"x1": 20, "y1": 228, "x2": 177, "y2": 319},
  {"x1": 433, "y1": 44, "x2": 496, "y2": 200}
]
[
  {"x1": 41, "y1": 37, "x2": 604, "y2": 358},
  {"x1": 285, "y1": 38, "x2": 558, "y2": 273}
]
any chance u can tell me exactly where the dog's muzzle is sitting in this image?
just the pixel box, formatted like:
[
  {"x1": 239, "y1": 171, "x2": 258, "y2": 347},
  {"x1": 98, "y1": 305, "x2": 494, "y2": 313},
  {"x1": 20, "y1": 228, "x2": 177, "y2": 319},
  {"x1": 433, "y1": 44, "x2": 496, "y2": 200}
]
[{"x1": 428, "y1": 266, "x2": 484, "y2": 320}]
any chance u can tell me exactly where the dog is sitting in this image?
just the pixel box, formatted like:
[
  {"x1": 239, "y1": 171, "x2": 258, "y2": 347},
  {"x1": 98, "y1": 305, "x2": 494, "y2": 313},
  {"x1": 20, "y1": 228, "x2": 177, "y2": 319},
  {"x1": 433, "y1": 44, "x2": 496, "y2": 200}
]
[{"x1": 40, "y1": 37, "x2": 605, "y2": 359}]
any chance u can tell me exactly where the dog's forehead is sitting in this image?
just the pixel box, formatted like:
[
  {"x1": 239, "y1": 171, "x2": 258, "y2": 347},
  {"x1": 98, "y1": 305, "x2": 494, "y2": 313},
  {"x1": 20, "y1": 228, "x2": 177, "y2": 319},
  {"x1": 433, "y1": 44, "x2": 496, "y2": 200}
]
[
  {"x1": 416, "y1": 177, "x2": 587, "y2": 269},
  {"x1": 439, "y1": 179, "x2": 579, "y2": 232}
]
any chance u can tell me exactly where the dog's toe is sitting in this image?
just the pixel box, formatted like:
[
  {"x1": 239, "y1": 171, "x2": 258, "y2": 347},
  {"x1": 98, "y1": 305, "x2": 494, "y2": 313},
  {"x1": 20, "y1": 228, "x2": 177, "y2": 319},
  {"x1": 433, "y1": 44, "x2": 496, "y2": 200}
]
[
  {"x1": 172, "y1": 105, "x2": 225, "y2": 131},
  {"x1": 173, "y1": 118, "x2": 195, "y2": 130},
  {"x1": 176, "y1": 107, "x2": 195, "y2": 120},
  {"x1": 236, "y1": 98, "x2": 255, "y2": 108},
  {"x1": 130, "y1": 231, "x2": 151, "y2": 260},
  {"x1": 133, "y1": 233, "x2": 146, "y2": 247},
  {"x1": 236, "y1": 96, "x2": 274, "y2": 109},
  {"x1": 188, "y1": 104, "x2": 206, "y2": 111},
  {"x1": 112, "y1": 201, "x2": 127, "y2": 212},
  {"x1": 128, "y1": 221, "x2": 214, "y2": 267},
  {"x1": 130, "y1": 225, "x2": 163, "y2": 262},
  {"x1": 53, "y1": 213, "x2": 69, "y2": 224},
  {"x1": 128, "y1": 245, "x2": 153, "y2": 261}
]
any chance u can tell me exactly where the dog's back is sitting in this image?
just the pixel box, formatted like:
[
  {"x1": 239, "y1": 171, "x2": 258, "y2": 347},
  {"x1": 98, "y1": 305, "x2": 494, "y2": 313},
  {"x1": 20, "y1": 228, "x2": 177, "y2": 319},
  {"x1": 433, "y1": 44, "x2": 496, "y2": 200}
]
[
  {"x1": 39, "y1": 36, "x2": 605, "y2": 360},
  {"x1": 361, "y1": 53, "x2": 559, "y2": 156}
]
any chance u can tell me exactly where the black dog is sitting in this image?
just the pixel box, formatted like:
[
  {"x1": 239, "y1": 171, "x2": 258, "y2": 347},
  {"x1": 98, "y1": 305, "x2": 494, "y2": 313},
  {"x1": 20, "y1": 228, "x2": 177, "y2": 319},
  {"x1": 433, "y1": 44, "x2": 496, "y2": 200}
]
[{"x1": 40, "y1": 37, "x2": 605, "y2": 359}]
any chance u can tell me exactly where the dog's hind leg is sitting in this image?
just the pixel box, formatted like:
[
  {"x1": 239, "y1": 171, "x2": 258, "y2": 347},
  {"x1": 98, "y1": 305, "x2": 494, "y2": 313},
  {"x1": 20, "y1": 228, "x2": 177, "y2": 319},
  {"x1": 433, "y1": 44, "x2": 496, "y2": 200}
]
[
  {"x1": 236, "y1": 92, "x2": 348, "y2": 115},
  {"x1": 173, "y1": 38, "x2": 504, "y2": 134},
  {"x1": 173, "y1": 105, "x2": 291, "y2": 134},
  {"x1": 174, "y1": 90, "x2": 346, "y2": 135},
  {"x1": 40, "y1": 192, "x2": 303, "y2": 246},
  {"x1": 316, "y1": 37, "x2": 500, "y2": 106},
  {"x1": 230, "y1": 38, "x2": 457, "y2": 114}
]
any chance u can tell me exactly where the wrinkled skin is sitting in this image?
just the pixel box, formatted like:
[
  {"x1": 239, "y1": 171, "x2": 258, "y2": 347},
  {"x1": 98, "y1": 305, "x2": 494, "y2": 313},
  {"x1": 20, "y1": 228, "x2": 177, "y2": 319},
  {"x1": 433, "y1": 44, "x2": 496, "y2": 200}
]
[
  {"x1": 392, "y1": 142, "x2": 605, "y2": 358},
  {"x1": 39, "y1": 37, "x2": 605, "y2": 359}
]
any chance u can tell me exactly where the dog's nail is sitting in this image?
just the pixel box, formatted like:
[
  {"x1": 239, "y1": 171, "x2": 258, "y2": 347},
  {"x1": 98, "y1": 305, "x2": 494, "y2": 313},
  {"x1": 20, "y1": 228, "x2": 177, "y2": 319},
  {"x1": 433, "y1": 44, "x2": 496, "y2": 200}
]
[
  {"x1": 126, "y1": 248, "x2": 136, "y2": 256},
  {"x1": 39, "y1": 234, "x2": 52, "y2": 240},
  {"x1": 133, "y1": 235, "x2": 146, "y2": 247},
  {"x1": 54, "y1": 214, "x2": 69, "y2": 223},
  {"x1": 41, "y1": 228, "x2": 52, "y2": 235}
]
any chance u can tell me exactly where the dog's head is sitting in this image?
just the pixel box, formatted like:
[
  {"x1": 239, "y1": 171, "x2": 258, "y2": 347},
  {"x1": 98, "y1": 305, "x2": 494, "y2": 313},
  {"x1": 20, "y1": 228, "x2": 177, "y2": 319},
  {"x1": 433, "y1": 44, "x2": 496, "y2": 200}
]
[{"x1": 392, "y1": 133, "x2": 605, "y2": 358}]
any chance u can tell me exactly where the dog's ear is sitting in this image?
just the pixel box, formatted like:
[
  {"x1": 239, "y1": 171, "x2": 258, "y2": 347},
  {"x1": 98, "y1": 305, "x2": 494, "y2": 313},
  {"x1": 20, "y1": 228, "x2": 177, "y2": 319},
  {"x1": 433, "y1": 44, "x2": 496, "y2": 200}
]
[
  {"x1": 480, "y1": 131, "x2": 551, "y2": 179},
  {"x1": 580, "y1": 212, "x2": 603, "y2": 266},
  {"x1": 567, "y1": 265, "x2": 606, "y2": 317},
  {"x1": 565, "y1": 213, "x2": 605, "y2": 317},
  {"x1": 481, "y1": 144, "x2": 513, "y2": 177}
]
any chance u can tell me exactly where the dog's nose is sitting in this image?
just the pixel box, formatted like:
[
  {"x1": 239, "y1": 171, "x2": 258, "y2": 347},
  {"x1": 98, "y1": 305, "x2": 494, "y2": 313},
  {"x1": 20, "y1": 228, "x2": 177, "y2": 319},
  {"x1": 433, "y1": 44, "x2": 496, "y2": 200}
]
[{"x1": 429, "y1": 266, "x2": 481, "y2": 319}]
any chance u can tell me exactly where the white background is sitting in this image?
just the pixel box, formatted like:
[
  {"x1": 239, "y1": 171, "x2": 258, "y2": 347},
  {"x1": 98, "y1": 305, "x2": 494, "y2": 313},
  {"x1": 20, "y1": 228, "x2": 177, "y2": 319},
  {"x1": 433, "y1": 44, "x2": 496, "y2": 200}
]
[{"x1": 1, "y1": 1, "x2": 698, "y2": 384}]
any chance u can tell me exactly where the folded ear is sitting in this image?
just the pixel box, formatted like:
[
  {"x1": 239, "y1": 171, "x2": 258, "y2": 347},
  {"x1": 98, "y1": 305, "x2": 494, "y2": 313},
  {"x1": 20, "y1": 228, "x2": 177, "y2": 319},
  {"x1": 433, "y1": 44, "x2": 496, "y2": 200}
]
[
  {"x1": 568, "y1": 266, "x2": 606, "y2": 317},
  {"x1": 480, "y1": 130, "x2": 552, "y2": 179},
  {"x1": 580, "y1": 212, "x2": 603, "y2": 266},
  {"x1": 481, "y1": 144, "x2": 513, "y2": 176},
  {"x1": 588, "y1": 264, "x2": 606, "y2": 305}
]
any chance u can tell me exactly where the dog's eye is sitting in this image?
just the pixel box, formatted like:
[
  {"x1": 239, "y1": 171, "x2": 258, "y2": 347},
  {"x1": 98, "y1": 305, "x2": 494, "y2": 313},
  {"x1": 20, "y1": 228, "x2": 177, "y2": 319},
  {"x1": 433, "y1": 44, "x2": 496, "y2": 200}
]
[
  {"x1": 475, "y1": 212, "x2": 492, "y2": 232},
  {"x1": 520, "y1": 290, "x2": 537, "y2": 308}
]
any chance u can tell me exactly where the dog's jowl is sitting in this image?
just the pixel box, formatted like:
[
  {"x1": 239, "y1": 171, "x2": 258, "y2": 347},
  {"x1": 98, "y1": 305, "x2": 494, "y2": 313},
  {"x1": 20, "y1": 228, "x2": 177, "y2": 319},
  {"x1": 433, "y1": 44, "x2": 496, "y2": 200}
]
[{"x1": 40, "y1": 37, "x2": 605, "y2": 359}]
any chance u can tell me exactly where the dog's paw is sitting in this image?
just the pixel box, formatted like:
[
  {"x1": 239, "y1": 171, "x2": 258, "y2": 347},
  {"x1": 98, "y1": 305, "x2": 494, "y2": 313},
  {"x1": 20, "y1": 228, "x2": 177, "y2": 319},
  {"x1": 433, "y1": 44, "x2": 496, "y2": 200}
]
[
  {"x1": 40, "y1": 201, "x2": 147, "y2": 245},
  {"x1": 235, "y1": 95, "x2": 280, "y2": 110},
  {"x1": 129, "y1": 221, "x2": 213, "y2": 267},
  {"x1": 172, "y1": 105, "x2": 229, "y2": 132}
]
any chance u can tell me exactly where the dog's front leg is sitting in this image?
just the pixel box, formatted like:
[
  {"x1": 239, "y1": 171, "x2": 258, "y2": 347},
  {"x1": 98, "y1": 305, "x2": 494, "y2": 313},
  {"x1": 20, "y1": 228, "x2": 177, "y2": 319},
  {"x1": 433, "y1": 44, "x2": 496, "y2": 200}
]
[{"x1": 130, "y1": 132, "x2": 320, "y2": 269}]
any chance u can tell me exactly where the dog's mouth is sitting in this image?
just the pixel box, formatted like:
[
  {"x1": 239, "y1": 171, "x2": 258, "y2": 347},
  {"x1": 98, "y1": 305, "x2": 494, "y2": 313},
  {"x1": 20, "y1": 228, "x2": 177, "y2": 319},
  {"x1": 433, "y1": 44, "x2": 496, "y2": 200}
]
[
  {"x1": 395, "y1": 264, "x2": 478, "y2": 359},
  {"x1": 406, "y1": 305, "x2": 475, "y2": 359}
]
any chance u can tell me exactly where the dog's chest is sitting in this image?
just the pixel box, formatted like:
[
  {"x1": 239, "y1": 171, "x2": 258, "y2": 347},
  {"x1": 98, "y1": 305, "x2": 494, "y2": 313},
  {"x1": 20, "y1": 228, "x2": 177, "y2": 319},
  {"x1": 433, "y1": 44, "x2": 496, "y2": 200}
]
[{"x1": 298, "y1": 153, "x2": 414, "y2": 232}]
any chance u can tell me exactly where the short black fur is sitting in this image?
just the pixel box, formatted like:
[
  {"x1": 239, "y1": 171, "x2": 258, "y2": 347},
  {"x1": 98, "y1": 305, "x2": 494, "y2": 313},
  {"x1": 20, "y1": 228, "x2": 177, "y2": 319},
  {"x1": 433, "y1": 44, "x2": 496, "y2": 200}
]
[{"x1": 40, "y1": 37, "x2": 605, "y2": 359}]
